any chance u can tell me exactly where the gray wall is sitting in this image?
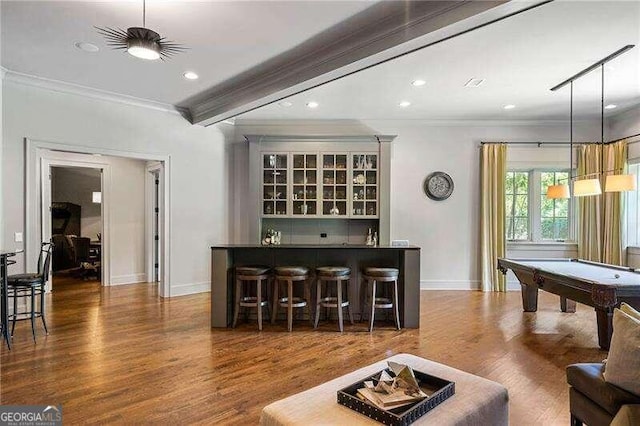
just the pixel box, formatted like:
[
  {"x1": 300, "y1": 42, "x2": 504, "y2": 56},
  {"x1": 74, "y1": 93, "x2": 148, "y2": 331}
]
[{"x1": 2, "y1": 80, "x2": 232, "y2": 296}]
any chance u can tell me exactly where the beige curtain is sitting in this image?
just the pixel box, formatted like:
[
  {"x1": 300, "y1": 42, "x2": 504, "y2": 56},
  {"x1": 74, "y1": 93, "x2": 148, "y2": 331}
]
[
  {"x1": 480, "y1": 144, "x2": 507, "y2": 292},
  {"x1": 577, "y1": 141, "x2": 626, "y2": 265}
]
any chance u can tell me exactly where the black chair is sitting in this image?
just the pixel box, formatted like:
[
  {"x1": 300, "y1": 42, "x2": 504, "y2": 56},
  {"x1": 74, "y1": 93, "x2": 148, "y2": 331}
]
[{"x1": 7, "y1": 242, "x2": 54, "y2": 342}]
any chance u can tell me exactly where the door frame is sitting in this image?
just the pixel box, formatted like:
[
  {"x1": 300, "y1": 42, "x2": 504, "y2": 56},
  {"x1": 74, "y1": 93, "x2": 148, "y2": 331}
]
[
  {"x1": 24, "y1": 138, "x2": 172, "y2": 297},
  {"x1": 41, "y1": 156, "x2": 110, "y2": 289},
  {"x1": 145, "y1": 161, "x2": 164, "y2": 293}
]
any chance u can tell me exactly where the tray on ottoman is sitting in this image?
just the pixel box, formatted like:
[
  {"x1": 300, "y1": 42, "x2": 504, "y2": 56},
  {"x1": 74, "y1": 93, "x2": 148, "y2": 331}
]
[{"x1": 337, "y1": 368, "x2": 455, "y2": 426}]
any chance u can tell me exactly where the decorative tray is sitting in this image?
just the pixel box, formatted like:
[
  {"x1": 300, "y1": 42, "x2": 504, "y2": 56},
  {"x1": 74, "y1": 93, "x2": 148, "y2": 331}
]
[{"x1": 337, "y1": 368, "x2": 455, "y2": 426}]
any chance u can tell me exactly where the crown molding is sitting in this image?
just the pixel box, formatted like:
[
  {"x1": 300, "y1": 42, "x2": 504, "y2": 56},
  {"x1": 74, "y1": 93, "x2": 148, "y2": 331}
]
[
  {"x1": 183, "y1": 0, "x2": 551, "y2": 126},
  {"x1": 3, "y1": 68, "x2": 189, "y2": 117}
]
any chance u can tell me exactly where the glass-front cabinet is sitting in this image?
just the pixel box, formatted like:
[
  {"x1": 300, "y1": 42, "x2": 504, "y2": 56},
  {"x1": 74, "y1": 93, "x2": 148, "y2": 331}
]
[
  {"x1": 292, "y1": 153, "x2": 318, "y2": 216},
  {"x1": 260, "y1": 151, "x2": 378, "y2": 218},
  {"x1": 321, "y1": 154, "x2": 348, "y2": 217},
  {"x1": 351, "y1": 153, "x2": 378, "y2": 217},
  {"x1": 262, "y1": 153, "x2": 288, "y2": 216}
]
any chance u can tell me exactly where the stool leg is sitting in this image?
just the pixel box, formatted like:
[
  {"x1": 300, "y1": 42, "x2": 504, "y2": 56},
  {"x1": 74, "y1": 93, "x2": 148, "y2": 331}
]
[
  {"x1": 369, "y1": 280, "x2": 377, "y2": 332},
  {"x1": 30, "y1": 287, "x2": 36, "y2": 343},
  {"x1": 347, "y1": 281, "x2": 354, "y2": 325},
  {"x1": 265, "y1": 278, "x2": 272, "y2": 321},
  {"x1": 393, "y1": 279, "x2": 401, "y2": 330},
  {"x1": 304, "y1": 279, "x2": 313, "y2": 325},
  {"x1": 232, "y1": 278, "x2": 241, "y2": 328},
  {"x1": 314, "y1": 279, "x2": 322, "y2": 328},
  {"x1": 39, "y1": 285, "x2": 49, "y2": 334},
  {"x1": 257, "y1": 278, "x2": 263, "y2": 331},
  {"x1": 359, "y1": 277, "x2": 367, "y2": 322},
  {"x1": 11, "y1": 289, "x2": 17, "y2": 336},
  {"x1": 287, "y1": 279, "x2": 293, "y2": 332},
  {"x1": 271, "y1": 279, "x2": 279, "y2": 325},
  {"x1": 337, "y1": 280, "x2": 344, "y2": 333}
]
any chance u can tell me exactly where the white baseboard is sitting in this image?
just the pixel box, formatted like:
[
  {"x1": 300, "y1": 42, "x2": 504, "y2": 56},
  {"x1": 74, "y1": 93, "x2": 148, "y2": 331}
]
[
  {"x1": 421, "y1": 280, "x2": 520, "y2": 291},
  {"x1": 110, "y1": 273, "x2": 147, "y2": 286},
  {"x1": 170, "y1": 281, "x2": 211, "y2": 297}
]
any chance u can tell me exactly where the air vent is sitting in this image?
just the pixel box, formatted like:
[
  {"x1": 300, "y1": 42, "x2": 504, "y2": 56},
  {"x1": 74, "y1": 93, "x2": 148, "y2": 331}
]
[{"x1": 464, "y1": 78, "x2": 485, "y2": 88}]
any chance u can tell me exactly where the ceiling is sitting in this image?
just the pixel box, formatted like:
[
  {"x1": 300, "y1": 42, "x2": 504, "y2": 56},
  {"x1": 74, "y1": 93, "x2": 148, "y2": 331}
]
[
  {"x1": 238, "y1": 0, "x2": 640, "y2": 121},
  {"x1": 1, "y1": 0, "x2": 373, "y2": 106},
  {"x1": 2, "y1": 1, "x2": 639, "y2": 122}
]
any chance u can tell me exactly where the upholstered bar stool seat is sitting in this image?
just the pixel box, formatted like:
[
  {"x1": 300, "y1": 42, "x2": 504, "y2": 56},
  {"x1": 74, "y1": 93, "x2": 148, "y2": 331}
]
[
  {"x1": 233, "y1": 265, "x2": 271, "y2": 331},
  {"x1": 362, "y1": 267, "x2": 400, "y2": 332},
  {"x1": 314, "y1": 266, "x2": 354, "y2": 332},
  {"x1": 272, "y1": 266, "x2": 311, "y2": 332}
]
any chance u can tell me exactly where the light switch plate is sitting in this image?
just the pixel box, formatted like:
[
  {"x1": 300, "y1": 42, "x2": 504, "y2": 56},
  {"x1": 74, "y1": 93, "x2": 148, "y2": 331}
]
[{"x1": 14, "y1": 232, "x2": 23, "y2": 242}]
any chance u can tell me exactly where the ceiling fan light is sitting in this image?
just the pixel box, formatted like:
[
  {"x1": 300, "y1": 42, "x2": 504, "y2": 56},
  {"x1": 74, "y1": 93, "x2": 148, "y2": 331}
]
[
  {"x1": 605, "y1": 174, "x2": 636, "y2": 192},
  {"x1": 127, "y1": 39, "x2": 160, "y2": 60},
  {"x1": 546, "y1": 184, "x2": 570, "y2": 199},
  {"x1": 573, "y1": 179, "x2": 602, "y2": 197}
]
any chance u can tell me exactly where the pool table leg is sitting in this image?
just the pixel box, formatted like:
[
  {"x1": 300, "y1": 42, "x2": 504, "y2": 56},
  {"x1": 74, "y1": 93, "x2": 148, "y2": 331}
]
[
  {"x1": 521, "y1": 284, "x2": 538, "y2": 312},
  {"x1": 595, "y1": 307, "x2": 613, "y2": 350},
  {"x1": 560, "y1": 297, "x2": 576, "y2": 313}
]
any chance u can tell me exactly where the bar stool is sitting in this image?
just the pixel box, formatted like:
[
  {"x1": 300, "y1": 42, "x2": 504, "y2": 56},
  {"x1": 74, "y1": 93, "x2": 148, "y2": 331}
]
[
  {"x1": 314, "y1": 266, "x2": 353, "y2": 332},
  {"x1": 272, "y1": 266, "x2": 311, "y2": 332},
  {"x1": 362, "y1": 267, "x2": 401, "y2": 332},
  {"x1": 232, "y1": 266, "x2": 271, "y2": 331}
]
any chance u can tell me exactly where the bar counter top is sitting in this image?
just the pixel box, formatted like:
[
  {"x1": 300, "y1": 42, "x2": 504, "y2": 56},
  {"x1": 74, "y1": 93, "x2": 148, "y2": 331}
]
[{"x1": 211, "y1": 244, "x2": 420, "y2": 250}]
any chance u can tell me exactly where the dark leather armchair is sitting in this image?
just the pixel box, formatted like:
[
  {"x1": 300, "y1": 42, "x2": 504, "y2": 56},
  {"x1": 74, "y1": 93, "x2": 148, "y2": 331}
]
[{"x1": 567, "y1": 363, "x2": 640, "y2": 426}]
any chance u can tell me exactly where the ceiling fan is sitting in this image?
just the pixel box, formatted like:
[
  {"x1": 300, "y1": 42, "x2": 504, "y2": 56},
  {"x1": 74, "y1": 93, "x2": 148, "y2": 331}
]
[{"x1": 95, "y1": 0, "x2": 187, "y2": 61}]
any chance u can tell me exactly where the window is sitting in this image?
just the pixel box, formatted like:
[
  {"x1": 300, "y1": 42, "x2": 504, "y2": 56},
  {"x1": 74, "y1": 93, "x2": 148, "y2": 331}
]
[
  {"x1": 505, "y1": 171, "x2": 529, "y2": 240},
  {"x1": 506, "y1": 169, "x2": 572, "y2": 242},
  {"x1": 625, "y1": 163, "x2": 640, "y2": 246},
  {"x1": 540, "y1": 171, "x2": 570, "y2": 240}
]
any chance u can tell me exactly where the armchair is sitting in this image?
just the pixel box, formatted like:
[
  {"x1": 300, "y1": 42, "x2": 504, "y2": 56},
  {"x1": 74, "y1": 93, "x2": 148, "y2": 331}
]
[{"x1": 567, "y1": 363, "x2": 640, "y2": 426}]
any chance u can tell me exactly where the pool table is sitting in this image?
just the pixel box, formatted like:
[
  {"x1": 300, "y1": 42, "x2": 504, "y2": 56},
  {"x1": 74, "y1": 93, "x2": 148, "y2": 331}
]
[{"x1": 497, "y1": 258, "x2": 640, "y2": 350}]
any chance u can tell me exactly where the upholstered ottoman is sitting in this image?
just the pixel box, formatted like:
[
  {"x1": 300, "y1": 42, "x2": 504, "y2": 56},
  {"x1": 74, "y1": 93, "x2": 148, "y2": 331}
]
[{"x1": 260, "y1": 353, "x2": 509, "y2": 425}]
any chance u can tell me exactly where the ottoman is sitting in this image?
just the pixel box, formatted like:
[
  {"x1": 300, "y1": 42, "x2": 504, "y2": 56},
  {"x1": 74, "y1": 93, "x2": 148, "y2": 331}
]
[{"x1": 260, "y1": 353, "x2": 508, "y2": 425}]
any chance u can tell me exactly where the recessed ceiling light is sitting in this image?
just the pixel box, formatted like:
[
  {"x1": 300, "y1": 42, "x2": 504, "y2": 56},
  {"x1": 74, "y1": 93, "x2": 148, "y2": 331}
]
[
  {"x1": 503, "y1": 104, "x2": 516, "y2": 110},
  {"x1": 279, "y1": 101, "x2": 293, "y2": 107},
  {"x1": 605, "y1": 104, "x2": 617, "y2": 110},
  {"x1": 306, "y1": 101, "x2": 319, "y2": 109},
  {"x1": 464, "y1": 78, "x2": 485, "y2": 88},
  {"x1": 183, "y1": 71, "x2": 198, "y2": 80},
  {"x1": 399, "y1": 101, "x2": 411, "y2": 108},
  {"x1": 74, "y1": 42, "x2": 99, "y2": 53},
  {"x1": 411, "y1": 79, "x2": 426, "y2": 87}
]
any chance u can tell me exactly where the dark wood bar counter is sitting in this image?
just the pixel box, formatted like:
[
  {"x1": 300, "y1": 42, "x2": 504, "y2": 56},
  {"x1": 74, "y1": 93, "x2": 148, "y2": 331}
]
[{"x1": 210, "y1": 245, "x2": 421, "y2": 328}]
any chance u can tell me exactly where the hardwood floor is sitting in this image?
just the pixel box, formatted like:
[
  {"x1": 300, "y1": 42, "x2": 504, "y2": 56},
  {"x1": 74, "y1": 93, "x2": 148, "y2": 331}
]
[{"x1": 1, "y1": 278, "x2": 606, "y2": 425}]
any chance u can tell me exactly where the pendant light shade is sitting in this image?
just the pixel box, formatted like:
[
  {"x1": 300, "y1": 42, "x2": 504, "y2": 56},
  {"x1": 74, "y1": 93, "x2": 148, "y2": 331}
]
[
  {"x1": 546, "y1": 184, "x2": 570, "y2": 199},
  {"x1": 605, "y1": 174, "x2": 636, "y2": 192},
  {"x1": 573, "y1": 179, "x2": 602, "y2": 197}
]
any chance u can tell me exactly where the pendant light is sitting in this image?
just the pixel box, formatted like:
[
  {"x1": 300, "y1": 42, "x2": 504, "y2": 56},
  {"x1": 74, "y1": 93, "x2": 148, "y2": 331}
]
[{"x1": 549, "y1": 45, "x2": 636, "y2": 198}]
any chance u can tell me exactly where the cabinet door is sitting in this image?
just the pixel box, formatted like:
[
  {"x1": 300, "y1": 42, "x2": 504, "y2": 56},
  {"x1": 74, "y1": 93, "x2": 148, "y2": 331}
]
[
  {"x1": 291, "y1": 153, "x2": 318, "y2": 216},
  {"x1": 320, "y1": 153, "x2": 349, "y2": 217},
  {"x1": 351, "y1": 153, "x2": 378, "y2": 217},
  {"x1": 262, "y1": 153, "x2": 288, "y2": 216}
]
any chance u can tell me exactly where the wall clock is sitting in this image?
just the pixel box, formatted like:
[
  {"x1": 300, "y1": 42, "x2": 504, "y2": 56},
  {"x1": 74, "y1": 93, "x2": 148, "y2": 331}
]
[{"x1": 424, "y1": 172, "x2": 454, "y2": 201}]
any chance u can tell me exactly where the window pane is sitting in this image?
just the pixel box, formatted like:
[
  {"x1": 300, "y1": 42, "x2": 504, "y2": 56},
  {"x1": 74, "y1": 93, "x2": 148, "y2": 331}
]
[
  {"x1": 515, "y1": 195, "x2": 528, "y2": 216},
  {"x1": 555, "y1": 198, "x2": 568, "y2": 217},
  {"x1": 505, "y1": 172, "x2": 514, "y2": 194},
  {"x1": 541, "y1": 218, "x2": 554, "y2": 239},
  {"x1": 555, "y1": 218, "x2": 568, "y2": 240},
  {"x1": 541, "y1": 197, "x2": 554, "y2": 218},
  {"x1": 541, "y1": 172, "x2": 555, "y2": 192},
  {"x1": 506, "y1": 217, "x2": 513, "y2": 240},
  {"x1": 515, "y1": 173, "x2": 528, "y2": 194},
  {"x1": 514, "y1": 218, "x2": 528, "y2": 240},
  {"x1": 505, "y1": 195, "x2": 514, "y2": 215}
]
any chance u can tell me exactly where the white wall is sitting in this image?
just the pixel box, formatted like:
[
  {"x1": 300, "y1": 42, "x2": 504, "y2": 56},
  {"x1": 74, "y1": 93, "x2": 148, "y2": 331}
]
[
  {"x1": 234, "y1": 119, "x2": 601, "y2": 290},
  {"x1": 51, "y1": 167, "x2": 102, "y2": 238},
  {"x1": 2, "y1": 80, "x2": 231, "y2": 296}
]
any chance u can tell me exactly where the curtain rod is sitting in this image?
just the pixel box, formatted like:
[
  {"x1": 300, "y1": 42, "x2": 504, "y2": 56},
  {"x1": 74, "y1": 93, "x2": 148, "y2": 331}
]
[{"x1": 480, "y1": 132, "x2": 640, "y2": 146}]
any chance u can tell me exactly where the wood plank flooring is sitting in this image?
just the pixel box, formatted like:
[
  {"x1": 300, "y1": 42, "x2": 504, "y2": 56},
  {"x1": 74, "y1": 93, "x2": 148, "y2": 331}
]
[{"x1": 1, "y1": 278, "x2": 606, "y2": 425}]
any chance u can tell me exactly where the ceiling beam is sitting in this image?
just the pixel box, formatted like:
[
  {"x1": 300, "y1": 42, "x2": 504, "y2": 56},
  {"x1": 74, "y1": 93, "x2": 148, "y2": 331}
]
[{"x1": 183, "y1": 0, "x2": 550, "y2": 126}]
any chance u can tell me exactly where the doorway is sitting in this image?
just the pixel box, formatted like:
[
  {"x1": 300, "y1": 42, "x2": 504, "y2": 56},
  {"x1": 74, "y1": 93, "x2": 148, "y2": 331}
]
[{"x1": 49, "y1": 166, "x2": 103, "y2": 288}]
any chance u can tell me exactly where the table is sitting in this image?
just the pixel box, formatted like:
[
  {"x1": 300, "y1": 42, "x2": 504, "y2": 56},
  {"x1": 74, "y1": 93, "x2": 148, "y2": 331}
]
[
  {"x1": 211, "y1": 245, "x2": 421, "y2": 328},
  {"x1": 259, "y1": 353, "x2": 508, "y2": 425},
  {"x1": 498, "y1": 258, "x2": 640, "y2": 349},
  {"x1": 1, "y1": 249, "x2": 19, "y2": 349}
]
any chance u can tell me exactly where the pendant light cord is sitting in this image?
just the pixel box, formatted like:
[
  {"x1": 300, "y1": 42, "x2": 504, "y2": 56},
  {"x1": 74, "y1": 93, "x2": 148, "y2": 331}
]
[
  {"x1": 570, "y1": 81, "x2": 573, "y2": 182},
  {"x1": 143, "y1": 0, "x2": 146, "y2": 28},
  {"x1": 601, "y1": 64, "x2": 604, "y2": 176}
]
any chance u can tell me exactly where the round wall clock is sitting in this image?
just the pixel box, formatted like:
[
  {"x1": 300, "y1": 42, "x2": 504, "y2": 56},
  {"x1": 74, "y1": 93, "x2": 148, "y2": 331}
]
[{"x1": 424, "y1": 172, "x2": 454, "y2": 201}]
